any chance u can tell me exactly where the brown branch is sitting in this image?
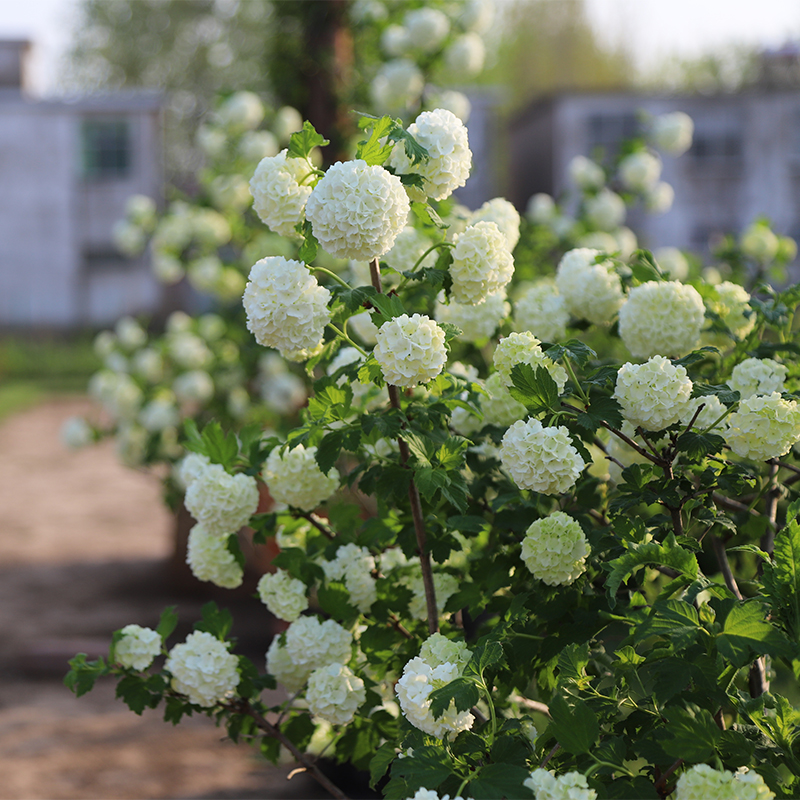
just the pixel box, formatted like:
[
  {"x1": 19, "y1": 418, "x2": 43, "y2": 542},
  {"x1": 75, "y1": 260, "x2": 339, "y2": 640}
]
[
  {"x1": 298, "y1": 511, "x2": 336, "y2": 540},
  {"x1": 778, "y1": 460, "x2": 800, "y2": 477},
  {"x1": 712, "y1": 493, "x2": 776, "y2": 530},
  {"x1": 239, "y1": 702, "x2": 350, "y2": 800},
  {"x1": 510, "y1": 695, "x2": 552, "y2": 717},
  {"x1": 369, "y1": 256, "x2": 383, "y2": 293},
  {"x1": 653, "y1": 758, "x2": 684, "y2": 793},
  {"x1": 540, "y1": 743, "x2": 560, "y2": 768},
  {"x1": 600, "y1": 421, "x2": 664, "y2": 465},
  {"x1": 389, "y1": 614, "x2": 413, "y2": 640},
  {"x1": 760, "y1": 460, "x2": 781, "y2": 557}
]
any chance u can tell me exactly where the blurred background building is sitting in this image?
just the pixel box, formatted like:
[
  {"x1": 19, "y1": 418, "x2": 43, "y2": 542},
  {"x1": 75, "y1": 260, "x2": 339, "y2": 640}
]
[{"x1": 0, "y1": 40, "x2": 163, "y2": 327}]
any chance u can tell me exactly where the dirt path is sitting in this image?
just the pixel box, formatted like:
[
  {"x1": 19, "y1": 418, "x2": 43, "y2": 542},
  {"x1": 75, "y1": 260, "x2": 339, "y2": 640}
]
[{"x1": 0, "y1": 398, "x2": 325, "y2": 800}]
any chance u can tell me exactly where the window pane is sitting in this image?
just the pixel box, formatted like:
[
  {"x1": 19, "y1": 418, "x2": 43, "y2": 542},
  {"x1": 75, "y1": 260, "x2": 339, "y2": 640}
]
[{"x1": 81, "y1": 119, "x2": 131, "y2": 179}]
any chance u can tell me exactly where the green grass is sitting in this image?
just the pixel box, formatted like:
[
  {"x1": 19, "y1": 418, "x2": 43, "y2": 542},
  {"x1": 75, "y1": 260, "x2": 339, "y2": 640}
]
[{"x1": 0, "y1": 335, "x2": 101, "y2": 421}]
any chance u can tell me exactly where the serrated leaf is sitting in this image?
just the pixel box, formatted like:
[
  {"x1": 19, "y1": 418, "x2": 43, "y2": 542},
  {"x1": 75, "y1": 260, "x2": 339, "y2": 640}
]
[
  {"x1": 662, "y1": 704, "x2": 721, "y2": 761},
  {"x1": 717, "y1": 600, "x2": 795, "y2": 667},
  {"x1": 468, "y1": 763, "x2": 531, "y2": 800},
  {"x1": 410, "y1": 201, "x2": 448, "y2": 230},
  {"x1": 334, "y1": 283, "x2": 378, "y2": 312},
  {"x1": 369, "y1": 742, "x2": 397, "y2": 789},
  {"x1": 388, "y1": 125, "x2": 429, "y2": 165},
  {"x1": 318, "y1": 581, "x2": 360, "y2": 621},
  {"x1": 692, "y1": 382, "x2": 740, "y2": 406},
  {"x1": 576, "y1": 393, "x2": 623, "y2": 431},
  {"x1": 358, "y1": 354, "x2": 385, "y2": 386},
  {"x1": 64, "y1": 653, "x2": 107, "y2": 697},
  {"x1": 675, "y1": 431, "x2": 726, "y2": 459},
  {"x1": 629, "y1": 249, "x2": 664, "y2": 283},
  {"x1": 429, "y1": 676, "x2": 480, "y2": 719},
  {"x1": 672, "y1": 346, "x2": 719, "y2": 369},
  {"x1": 438, "y1": 321, "x2": 462, "y2": 344},
  {"x1": 287, "y1": 119, "x2": 329, "y2": 160},
  {"x1": 606, "y1": 536, "x2": 698, "y2": 608},
  {"x1": 547, "y1": 693, "x2": 599, "y2": 754},
  {"x1": 508, "y1": 363, "x2": 560, "y2": 415},
  {"x1": 475, "y1": 640, "x2": 505, "y2": 676},
  {"x1": 542, "y1": 339, "x2": 597, "y2": 367},
  {"x1": 316, "y1": 430, "x2": 344, "y2": 474},
  {"x1": 356, "y1": 114, "x2": 396, "y2": 166},
  {"x1": 194, "y1": 601, "x2": 233, "y2": 641},
  {"x1": 297, "y1": 219, "x2": 319, "y2": 263},
  {"x1": 116, "y1": 674, "x2": 161, "y2": 715},
  {"x1": 370, "y1": 292, "x2": 407, "y2": 327}
]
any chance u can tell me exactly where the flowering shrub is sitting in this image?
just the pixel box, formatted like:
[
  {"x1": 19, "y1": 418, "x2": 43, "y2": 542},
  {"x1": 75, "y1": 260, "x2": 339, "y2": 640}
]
[{"x1": 67, "y1": 104, "x2": 800, "y2": 800}]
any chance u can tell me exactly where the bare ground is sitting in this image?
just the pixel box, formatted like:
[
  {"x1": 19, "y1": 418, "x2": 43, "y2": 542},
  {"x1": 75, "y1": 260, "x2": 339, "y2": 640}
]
[{"x1": 0, "y1": 397, "x2": 327, "y2": 800}]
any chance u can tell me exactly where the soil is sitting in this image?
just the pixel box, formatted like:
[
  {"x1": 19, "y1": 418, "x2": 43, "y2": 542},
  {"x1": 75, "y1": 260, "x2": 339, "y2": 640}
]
[{"x1": 0, "y1": 397, "x2": 328, "y2": 800}]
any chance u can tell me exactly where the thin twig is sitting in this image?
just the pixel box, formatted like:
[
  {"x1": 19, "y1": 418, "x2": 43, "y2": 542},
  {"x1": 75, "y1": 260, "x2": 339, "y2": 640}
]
[
  {"x1": 710, "y1": 535, "x2": 744, "y2": 600},
  {"x1": 540, "y1": 743, "x2": 561, "y2": 768},
  {"x1": 760, "y1": 460, "x2": 781, "y2": 557},
  {"x1": 240, "y1": 702, "x2": 350, "y2": 800},
  {"x1": 510, "y1": 695, "x2": 552, "y2": 717},
  {"x1": 653, "y1": 758, "x2": 684, "y2": 793},
  {"x1": 389, "y1": 614, "x2": 413, "y2": 640},
  {"x1": 712, "y1": 493, "x2": 776, "y2": 529},
  {"x1": 600, "y1": 421, "x2": 663, "y2": 465},
  {"x1": 778, "y1": 460, "x2": 800, "y2": 477},
  {"x1": 298, "y1": 512, "x2": 336, "y2": 540}
]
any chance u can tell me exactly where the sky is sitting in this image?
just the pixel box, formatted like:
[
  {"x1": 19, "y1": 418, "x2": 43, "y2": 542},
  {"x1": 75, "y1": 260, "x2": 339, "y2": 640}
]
[{"x1": 1, "y1": 0, "x2": 799, "y2": 95}]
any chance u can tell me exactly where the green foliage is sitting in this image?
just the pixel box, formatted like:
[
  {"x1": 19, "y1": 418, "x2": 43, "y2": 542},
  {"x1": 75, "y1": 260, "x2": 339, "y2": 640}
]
[
  {"x1": 193, "y1": 602, "x2": 233, "y2": 641},
  {"x1": 508, "y1": 363, "x2": 561, "y2": 416},
  {"x1": 288, "y1": 120, "x2": 330, "y2": 161}
]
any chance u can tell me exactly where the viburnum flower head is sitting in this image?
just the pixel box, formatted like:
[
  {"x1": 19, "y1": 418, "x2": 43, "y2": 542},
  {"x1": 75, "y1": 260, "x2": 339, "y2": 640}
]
[
  {"x1": 618, "y1": 150, "x2": 662, "y2": 192},
  {"x1": 444, "y1": 32, "x2": 486, "y2": 77},
  {"x1": 284, "y1": 615, "x2": 353, "y2": 671},
  {"x1": 396, "y1": 634, "x2": 474, "y2": 738},
  {"x1": 370, "y1": 58, "x2": 424, "y2": 114},
  {"x1": 263, "y1": 443, "x2": 340, "y2": 511},
  {"x1": 403, "y1": 571, "x2": 460, "y2": 621},
  {"x1": 524, "y1": 769, "x2": 597, "y2": 800},
  {"x1": 619, "y1": 280, "x2": 705, "y2": 358},
  {"x1": 741, "y1": 222, "x2": 780, "y2": 263},
  {"x1": 500, "y1": 419, "x2": 586, "y2": 495},
  {"x1": 383, "y1": 226, "x2": 436, "y2": 272},
  {"x1": 614, "y1": 355, "x2": 693, "y2": 430},
  {"x1": 650, "y1": 111, "x2": 694, "y2": 156},
  {"x1": 469, "y1": 197, "x2": 521, "y2": 250},
  {"x1": 374, "y1": 313, "x2": 447, "y2": 388},
  {"x1": 645, "y1": 181, "x2": 675, "y2": 214},
  {"x1": 389, "y1": 109, "x2": 471, "y2": 202},
  {"x1": 492, "y1": 331, "x2": 568, "y2": 391},
  {"x1": 569, "y1": 155, "x2": 605, "y2": 191},
  {"x1": 306, "y1": 663, "x2": 366, "y2": 726},
  {"x1": 725, "y1": 392, "x2": 800, "y2": 462},
  {"x1": 673, "y1": 764, "x2": 775, "y2": 800},
  {"x1": 730, "y1": 357, "x2": 788, "y2": 399},
  {"x1": 513, "y1": 281, "x2": 569, "y2": 343},
  {"x1": 186, "y1": 523, "x2": 244, "y2": 589},
  {"x1": 257, "y1": 569, "x2": 308, "y2": 622},
  {"x1": 249, "y1": 150, "x2": 313, "y2": 239},
  {"x1": 305, "y1": 160, "x2": 409, "y2": 259},
  {"x1": 243, "y1": 257, "x2": 331, "y2": 358},
  {"x1": 521, "y1": 511, "x2": 590, "y2": 586},
  {"x1": 680, "y1": 393, "x2": 730, "y2": 435},
  {"x1": 114, "y1": 624, "x2": 162, "y2": 671},
  {"x1": 266, "y1": 636, "x2": 310, "y2": 693},
  {"x1": 479, "y1": 372, "x2": 527, "y2": 427},
  {"x1": 184, "y1": 462, "x2": 259, "y2": 536},
  {"x1": 654, "y1": 246, "x2": 689, "y2": 281},
  {"x1": 435, "y1": 289, "x2": 509, "y2": 343},
  {"x1": 322, "y1": 543, "x2": 377, "y2": 613},
  {"x1": 164, "y1": 631, "x2": 240, "y2": 707},
  {"x1": 404, "y1": 7, "x2": 449, "y2": 52},
  {"x1": 526, "y1": 192, "x2": 557, "y2": 224},
  {"x1": 449, "y1": 221, "x2": 514, "y2": 305},
  {"x1": 585, "y1": 188, "x2": 626, "y2": 231},
  {"x1": 706, "y1": 281, "x2": 755, "y2": 343},
  {"x1": 555, "y1": 248, "x2": 624, "y2": 325}
]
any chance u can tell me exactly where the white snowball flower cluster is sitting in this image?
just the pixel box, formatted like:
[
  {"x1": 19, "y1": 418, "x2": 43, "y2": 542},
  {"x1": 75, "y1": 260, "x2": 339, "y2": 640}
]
[
  {"x1": 445, "y1": 32, "x2": 486, "y2": 77},
  {"x1": 322, "y1": 543, "x2": 377, "y2": 613},
  {"x1": 217, "y1": 91, "x2": 264, "y2": 132},
  {"x1": 426, "y1": 89, "x2": 472, "y2": 123},
  {"x1": 168, "y1": 331, "x2": 213, "y2": 369},
  {"x1": 524, "y1": 769, "x2": 597, "y2": 800},
  {"x1": 614, "y1": 356, "x2": 693, "y2": 430},
  {"x1": 186, "y1": 524, "x2": 244, "y2": 589},
  {"x1": 730, "y1": 358, "x2": 788, "y2": 399},
  {"x1": 706, "y1": 281, "x2": 755, "y2": 342},
  {"x1": 177, "y1": 452, "x2": 211, "y2": 490},
  {"x1": 174, "y1": 370, "x2": 214, "y2": 404},
  {"x1": 184, "y1": 462, "x2": 259, "y2": 536},
  {"x1": 521, "y1": 511, "x2": 590, "y2": 586},
  {"x1": 555, "y1": 249, "x2": 624, "y2": 325},
  {"x1": 644, "y1": 181, "x2": 675, "y2": 214},
  {"x1": 90, "y1": 371, "x2": 143, "y2": 421},
  {"x1": 249, "y1": 150, "x2": 313, "y2": 239},
  {"x1": 726, "y1": 392, "x2": 800, "y2": 462},
  {"x1": 239, "y1": 129, "x2": 279, "y2": 162},
  {"x1": 513, "y1": 281, "x2": 569, "y2": 343},
  {"x1": 493, "y1": 332, "x2": 568, "y2": 394},
  {"x1": 139, "y1": 397, "x2": 180, "y2": 432},
  {"x1": 114, "y1": 624, "x2": 162, "y2": 671},
  {"x1": 673, "y1": 764, "x2": 774, "y2": 800},
  {"x1": 396, "y1": 633, "x2": 474, "y2": 738},
  {"x1": 480, "y1": 373, "x2": 527, "y2": 427},
  {"x1": 61, "y1": 416, "x2": 93, "y2": 449},
  {"x1": 263, "y1": 444, "x2": 340, "y2": 511},
  {"x1": 741, "y1": 222, "x2": 779, "y2": 263},
  {"x1": 585, "y1": 188, "x2": 626, "y2": 231},
  {"x1": 389, "y1": 109, "x2": 471, "y2": 202},
  {"x1": 285, "y1": 615, "x2": 353, "y2": 672},
  {"x1": 405, "y1": 7, "x2": 449, "y2": 52},
  {"x1": 680, "y1": 393, "x2": 730, "y2": 435},
  {"x1": 306, "y1": 662, "x2": 366, "y2": 726},
  {"x1": 257, "y1": 569, "x2": 308, "y2": 622},
  {"x1": 306, "y1": 160, "x2": 409, "y2": 260},
  {"x1": 383, "y1": 226, "x2": 436, "y2": 272},
  {"x1": 469, "y1": 197, "x2": 521, "y2": 251},
  {"x1": 374, "y1": 313, "x2": 447, "y2": 388},
  {"x1": 460, "y1": 0, "x2": 494, "y2": 33},
  {"x1": 273, "y1": 106, "x2": 303, "y2": 142},
  {"x1": 527, "y1": 193, "x2": 557, "y2": 224},
  {"x1": 449, "y1": 222, "x2": 514, "y2": 305},
  {"x1": 650, "y1": 111, "x2": 694, "y2": 156},
  {"x1": 381, "y1": 24, "x2": 408, "y2": 56},
  {"x1": 500, "y1": 419, "x2": 586, "y2": 495},
  {"x1": 243, "y1": 257, "x2": 332, "y2": 358},
  {"x1": 266, "y1": 637, "x2": 307, "y2": 693},
  {"x1": 619, "y1": 281, "x2": 705, "y2": 359},
  {"x1": 569, "y1": 155, "x2": 605, "y2": 191},
  {"x1": 401, "y1": 570, "x2": 460, "y2": 621},
  {"x1": 132, "y1": 348, "x2": 164, "y2": 383},
  {"x1": 371, "y1": 59, "x2": 424, "y2": 114},
  {"x1": 165, "y1": 631, "x2": 240, "y2": 707},
  {"x1": 618, "y1": 151, "x2": 662, "y2": 192},
  {"x1": 435, "y1": 290, "x2": 509, "y2": 343},
  {"x1": 654, "y1": 247, "x2": 689, "y2": 281}
]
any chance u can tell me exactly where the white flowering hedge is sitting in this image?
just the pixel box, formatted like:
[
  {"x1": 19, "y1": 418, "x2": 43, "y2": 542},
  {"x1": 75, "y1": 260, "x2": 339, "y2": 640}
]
[{"x1": 66, "y1": 108, "x2": 800, "y2": 800}]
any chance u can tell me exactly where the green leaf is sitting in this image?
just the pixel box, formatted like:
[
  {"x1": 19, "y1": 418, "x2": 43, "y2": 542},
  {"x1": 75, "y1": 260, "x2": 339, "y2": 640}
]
[
  {"x1": 64, "y1": 653, "x2": 107, "y2": 697},
  {"x1": 388, "y1": 125, "x2": 429, "y2": 165},
  {"x1": 318, "y1": 581, "x2": 360, "y2": 621},
  {"x1": 629, "y1": 249, "x2": 664, "y2": 283},
  {"x1": 717, "y1": 600, "x2": 795, "y2": 667},
  {"x1": 356, "y1": 115, "x2": 396, "y2": 166},
  {"x1": 468, "y1": 764, "x2": 532, "y2": 800},
  {"x1": 606, "y1": 536, "x2": 698, "y2": 608},
  {"x1": 662, "y1": 704, "x2": 721, "y2": 762},
  {"x1": 557, "y1": 642, "x2": 591, "y2": 688},
  {"x1": 507, "y1": 363, "x2": 560, "y2": 415},
  {"x1": 316, "y1": 429, "x2": 345, "y2": 474},
  {"x1": 672, "y1": 346, "x2": 719, "y2": 369},
  {"x1": 297, "y1": 219, "x2": 319, "y2": 264},
  {"x1": 410, "y1": 200, "x2": 448, "y2": 230},
  {"x1": 193, "y1": 601, "x2": 233, "y2": 641},
  {"x1": 576, "y1": 393, "x2": 623, "y2": 431},
  {"x1": 675, "y1": 431, "x2": 726, "y2": 459},
  {"x1": 475, "y1": 640, "x2": 505, "y2": 676},
  {"x1": 195, "y1": 421, "x2": 239, "y2": 470},
  {"x1": 692, "y1": 383, "x2": 740, "y2": 406},
  {"x1": 155, "y1": 606, "x2": 178, "y2": 642},
  {"x1": 334, "y1": 283, "x2": 378, "y2": 312},
  {"x1": 429, "y1": 677, "x2": 480, "y2": 719},
  {"x1": 414, "y1": 466, "x2": 449, "y2": 503},
  {"x1": 370, "y1": 293, "x2": 406, "y2": 327},
  {"x1": 542, "y1": 339, "x2": 597, "y2": 368},
  {"x1": 287, "y1": 119, "x2": 329, "y2": 160},
  {"x1": 282, "y1": 713, "x2": 316, "y2": 752},
  {"x1": 116, "y1": 674, "x2": 161, "y2": 715},
  {"x1": 547, "y1": 693, "x2": 599, "y2": 754},
  {"x1": 164, "y1": 695, "x2": 190, "y2": 725},
  {"x1": 438, "y1": 321, "x2": 462, "y2": 344},
  {"x1": 369, "y1": 741, "x2": 398, "y2": 789},
  {"x1": 358, "y1": 354, "x2": 385, "y2": 387},
  {"x1": 769, "y1": 520, "x2": 800, "y2": 634}
]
